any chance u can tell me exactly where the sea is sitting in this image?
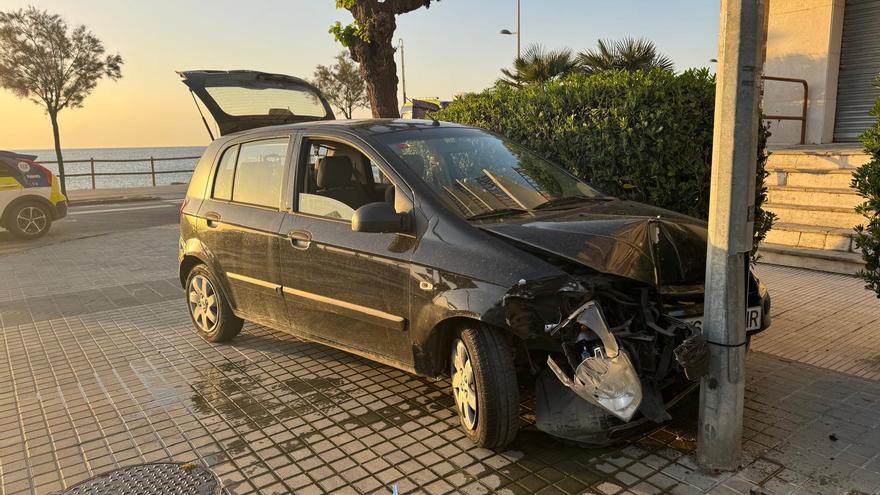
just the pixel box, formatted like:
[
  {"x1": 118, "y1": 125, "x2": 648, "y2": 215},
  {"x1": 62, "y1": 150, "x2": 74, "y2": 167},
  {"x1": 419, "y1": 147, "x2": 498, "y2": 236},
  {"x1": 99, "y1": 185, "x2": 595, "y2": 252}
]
[{"x1": 10, "y1": 146, "x2": 206, "y2": 191}]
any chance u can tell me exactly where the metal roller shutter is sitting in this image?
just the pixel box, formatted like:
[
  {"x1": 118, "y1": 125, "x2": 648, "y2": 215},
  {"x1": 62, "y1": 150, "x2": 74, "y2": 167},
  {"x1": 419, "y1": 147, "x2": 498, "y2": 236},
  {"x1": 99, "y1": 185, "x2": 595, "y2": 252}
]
[{"x1": 833, "y1": 0, "x2": 880, "y2": 142}]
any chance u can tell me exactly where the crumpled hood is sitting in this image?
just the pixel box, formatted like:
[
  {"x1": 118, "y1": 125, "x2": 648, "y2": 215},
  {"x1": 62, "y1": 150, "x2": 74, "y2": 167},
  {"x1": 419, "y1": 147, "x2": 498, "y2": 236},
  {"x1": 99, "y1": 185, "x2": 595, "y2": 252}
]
[{"x1": 478, "y1": 200, "x2": 708, "y2": 286}]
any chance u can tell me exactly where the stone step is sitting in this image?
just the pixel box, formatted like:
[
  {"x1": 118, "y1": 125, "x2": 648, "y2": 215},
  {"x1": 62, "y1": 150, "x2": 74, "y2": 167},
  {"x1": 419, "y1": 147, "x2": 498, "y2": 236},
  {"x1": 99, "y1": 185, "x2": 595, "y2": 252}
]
[
  {"x1": 763, "y1": 222, "x2": 855, "y2": 252},
  {"x1": 757, "y1": 243, "x2": 864, "y2": 275},
  {"x1": 767, "y1": 186, "x2": 863, "y2": 209},
  {"x1": 764, "y1": 202, "x2": 864, "y2": 229},
  {"x1": 769, "y1": 168, "x2": 856, "y2": 190},
  {"x1": 766, "y1": 148, "x2": 870, "y2": 171}
]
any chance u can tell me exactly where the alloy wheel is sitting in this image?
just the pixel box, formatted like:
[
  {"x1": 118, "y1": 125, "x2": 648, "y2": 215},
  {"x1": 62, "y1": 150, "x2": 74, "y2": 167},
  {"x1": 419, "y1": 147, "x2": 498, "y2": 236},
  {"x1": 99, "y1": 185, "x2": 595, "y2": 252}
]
[
  {"x1": 451, "y1": 338, "x2": 478, "y2": 430},
  {"x1": 16, "y1": 206, "x2": 47, "y2": 234},
  {"x1": 188, "y1": 275, "x2": 219, "y2": 333}
]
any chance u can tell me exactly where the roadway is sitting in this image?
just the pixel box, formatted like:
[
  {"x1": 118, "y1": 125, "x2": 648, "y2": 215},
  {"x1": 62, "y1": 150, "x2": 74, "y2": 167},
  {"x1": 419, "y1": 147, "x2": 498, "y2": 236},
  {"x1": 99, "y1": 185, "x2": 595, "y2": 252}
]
[{"x1": 0, "y1": 196, "x2": 183, "y2": 256}]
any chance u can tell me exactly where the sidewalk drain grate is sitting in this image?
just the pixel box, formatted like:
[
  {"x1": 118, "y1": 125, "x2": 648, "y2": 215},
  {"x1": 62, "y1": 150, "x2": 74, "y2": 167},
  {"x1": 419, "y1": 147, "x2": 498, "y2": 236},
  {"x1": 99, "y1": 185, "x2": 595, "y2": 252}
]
[{"x1": 52, "y1": 462, "x2": 220, "y2": 495}]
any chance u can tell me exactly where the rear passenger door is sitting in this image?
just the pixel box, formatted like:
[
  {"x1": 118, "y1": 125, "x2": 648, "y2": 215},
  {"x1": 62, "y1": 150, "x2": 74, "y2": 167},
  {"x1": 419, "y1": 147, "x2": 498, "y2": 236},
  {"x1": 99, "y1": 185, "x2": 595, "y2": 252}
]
[{"x1": 197, "y1": 135, "x2": 291, "y2": 328}]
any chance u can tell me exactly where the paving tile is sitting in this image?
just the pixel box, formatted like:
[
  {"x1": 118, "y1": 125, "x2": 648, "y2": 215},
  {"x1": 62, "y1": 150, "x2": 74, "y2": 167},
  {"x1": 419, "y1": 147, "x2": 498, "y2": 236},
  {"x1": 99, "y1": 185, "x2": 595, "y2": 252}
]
[{"x1": 1, "y1": 225, "x2": 879, "y2": 494}]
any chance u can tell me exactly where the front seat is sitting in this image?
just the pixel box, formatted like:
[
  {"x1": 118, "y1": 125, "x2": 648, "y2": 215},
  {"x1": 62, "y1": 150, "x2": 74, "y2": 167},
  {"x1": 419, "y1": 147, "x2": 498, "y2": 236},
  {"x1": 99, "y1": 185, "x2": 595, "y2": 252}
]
[{"x1": 316, "y1": 156, "x2": 370, "y2": 209}]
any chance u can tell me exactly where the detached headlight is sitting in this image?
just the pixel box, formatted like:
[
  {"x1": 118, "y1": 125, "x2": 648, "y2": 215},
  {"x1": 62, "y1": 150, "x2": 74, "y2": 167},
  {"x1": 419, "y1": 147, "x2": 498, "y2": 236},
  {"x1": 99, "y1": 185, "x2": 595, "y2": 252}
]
[{"x1": 547, "y1": 301, "x2": 643, "y2": 422}]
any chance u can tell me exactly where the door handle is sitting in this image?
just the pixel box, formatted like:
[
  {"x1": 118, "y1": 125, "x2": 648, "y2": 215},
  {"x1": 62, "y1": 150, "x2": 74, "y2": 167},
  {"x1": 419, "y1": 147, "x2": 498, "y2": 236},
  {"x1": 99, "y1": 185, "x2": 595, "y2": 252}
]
[
  {"x1": 287, "y1": 229, "x2": 312, "y2": 250},
  {"x1": 204, "y1": 211, "x2": 221, "y2": 228}
]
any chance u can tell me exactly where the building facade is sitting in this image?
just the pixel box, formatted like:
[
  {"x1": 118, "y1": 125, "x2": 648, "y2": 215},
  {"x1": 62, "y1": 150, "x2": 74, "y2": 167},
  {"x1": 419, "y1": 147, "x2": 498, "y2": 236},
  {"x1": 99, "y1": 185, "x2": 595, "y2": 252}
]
[
  {"x1": 763, "y1": 0, "x2": 879, "y2": 145},
  {"x1": 758, "y1": 0, "x2": 877, "y2": 273}
]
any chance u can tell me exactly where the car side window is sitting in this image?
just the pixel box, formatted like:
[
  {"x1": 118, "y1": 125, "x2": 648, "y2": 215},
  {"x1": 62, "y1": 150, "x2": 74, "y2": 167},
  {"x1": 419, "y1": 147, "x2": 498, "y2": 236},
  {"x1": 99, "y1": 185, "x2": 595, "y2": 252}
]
[
  {"x1": 369, "y1": 160, "x2": 392, "y2": 185},
  {"x1": 212, "y1": 145, "x2": 239, "y2": 201},
  {"x1": 230, "y1": 138, "x2": 289, "y2": 208},
  {"x1": 297, "y1": 139, "x2": 392, "y2": 221}
]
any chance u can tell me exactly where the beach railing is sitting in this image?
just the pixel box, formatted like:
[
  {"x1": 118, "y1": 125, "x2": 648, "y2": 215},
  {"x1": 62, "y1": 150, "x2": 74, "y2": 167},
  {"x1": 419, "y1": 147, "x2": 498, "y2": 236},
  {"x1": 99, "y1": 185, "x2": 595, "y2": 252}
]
[{"x1": 40, "y1": 155, "x2": 200, "y2": 190}]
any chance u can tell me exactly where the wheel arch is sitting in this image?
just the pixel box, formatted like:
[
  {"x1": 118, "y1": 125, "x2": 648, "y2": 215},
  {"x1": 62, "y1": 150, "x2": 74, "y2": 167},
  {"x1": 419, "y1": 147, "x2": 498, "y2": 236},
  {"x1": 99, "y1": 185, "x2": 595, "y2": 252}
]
[
  {"x1": 1, "y1": 194, "x2": 54, "y2": 227},
  {"x1": 178, "y1": 244, "x2": 239, "y2": 317},
  {"x1": 414, "y1": 315, "x2": 520, "y2": 378},
  {"x1": 179, "y1": 254, "x2": 206, "y2": 287}
]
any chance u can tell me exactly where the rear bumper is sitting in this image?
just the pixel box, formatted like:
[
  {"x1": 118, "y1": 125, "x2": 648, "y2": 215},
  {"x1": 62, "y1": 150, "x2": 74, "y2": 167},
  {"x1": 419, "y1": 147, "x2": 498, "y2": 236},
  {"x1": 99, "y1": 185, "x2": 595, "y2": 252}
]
[{"x1": 52, "y1": 200, "x2": 68, "y2": 220}]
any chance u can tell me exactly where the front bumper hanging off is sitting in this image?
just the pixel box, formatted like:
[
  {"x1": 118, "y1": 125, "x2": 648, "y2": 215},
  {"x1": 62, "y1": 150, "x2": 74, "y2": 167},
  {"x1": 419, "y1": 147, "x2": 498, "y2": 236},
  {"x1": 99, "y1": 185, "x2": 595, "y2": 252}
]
[{"x1": 535, "y1": 300, "x2": 709, "y2": 445}]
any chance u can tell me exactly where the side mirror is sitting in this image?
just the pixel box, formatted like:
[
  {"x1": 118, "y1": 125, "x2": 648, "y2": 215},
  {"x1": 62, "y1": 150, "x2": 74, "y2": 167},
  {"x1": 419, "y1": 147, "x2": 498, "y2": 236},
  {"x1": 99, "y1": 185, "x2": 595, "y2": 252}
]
[{"x1": 352, "y1": 202, "x2": 410, "y2": 234}]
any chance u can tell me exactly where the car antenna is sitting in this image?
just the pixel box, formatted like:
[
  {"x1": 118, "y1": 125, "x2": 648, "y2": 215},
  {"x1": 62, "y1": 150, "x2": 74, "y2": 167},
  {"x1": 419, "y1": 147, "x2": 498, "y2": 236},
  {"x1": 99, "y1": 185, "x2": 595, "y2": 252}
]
[
  {"x1": 189, "y1": 90, "x2": 215, "y2": 141},
  {"x1": 429, "y1": 114, "x2": 440, "y2": 126}
]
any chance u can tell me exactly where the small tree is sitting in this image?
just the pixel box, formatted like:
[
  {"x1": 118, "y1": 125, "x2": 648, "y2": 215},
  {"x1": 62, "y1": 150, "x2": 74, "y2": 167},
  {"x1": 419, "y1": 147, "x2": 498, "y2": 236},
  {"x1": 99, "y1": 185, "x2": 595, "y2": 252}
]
[
  {"x1": 500, "y1": 44, "x2": 580, "y2": 87},
  {"x1": 0, "y1": 7, "x2": 122, "y2": 195},
  {"x1": 579, "y1": 37, "x2": 674, "y2": 74},
  {"x1": 329, "y1": 0, "x2": 437, "y2": 118},
  {"x1": 852, "y1": 74, "x2": 880, "y2": 297},
  {"x1": 313, "y1": 52, "x2": 368, "y2": 119}
]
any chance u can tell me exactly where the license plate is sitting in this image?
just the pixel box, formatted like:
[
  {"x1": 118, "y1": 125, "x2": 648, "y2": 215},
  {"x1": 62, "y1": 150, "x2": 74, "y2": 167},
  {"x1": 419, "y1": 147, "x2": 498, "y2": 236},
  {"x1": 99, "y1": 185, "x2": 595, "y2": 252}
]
[{"x1": 683, "y1": 306, "x2": 762, "y2": 332}]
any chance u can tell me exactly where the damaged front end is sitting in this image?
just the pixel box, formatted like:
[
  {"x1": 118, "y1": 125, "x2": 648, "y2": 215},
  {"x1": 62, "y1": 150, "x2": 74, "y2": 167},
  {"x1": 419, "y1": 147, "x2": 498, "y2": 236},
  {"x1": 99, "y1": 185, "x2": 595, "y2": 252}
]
[
  {"x1": 546, "y1": 301, "x2": 643, "y2": 422},
  {"x1": 503, "y1": 275, "x2": 710, "y2": 446}
]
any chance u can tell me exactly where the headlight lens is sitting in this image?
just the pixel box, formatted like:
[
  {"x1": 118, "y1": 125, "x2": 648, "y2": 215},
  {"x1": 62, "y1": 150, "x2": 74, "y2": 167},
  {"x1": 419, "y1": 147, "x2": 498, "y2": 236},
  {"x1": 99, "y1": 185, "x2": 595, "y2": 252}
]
[
  {"x1": 572, "y1": 346, "x2": 642, "y2": 421},
  {"x1": 547, "y1": 300, "x2": 643, "y2": 422}
]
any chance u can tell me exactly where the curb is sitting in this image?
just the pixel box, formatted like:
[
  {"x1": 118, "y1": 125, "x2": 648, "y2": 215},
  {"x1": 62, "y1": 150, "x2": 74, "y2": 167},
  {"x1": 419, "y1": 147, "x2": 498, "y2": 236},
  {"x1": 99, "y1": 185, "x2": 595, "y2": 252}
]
[{"x1": 67, "y1": 195, "x2": 160, "y2": 206}]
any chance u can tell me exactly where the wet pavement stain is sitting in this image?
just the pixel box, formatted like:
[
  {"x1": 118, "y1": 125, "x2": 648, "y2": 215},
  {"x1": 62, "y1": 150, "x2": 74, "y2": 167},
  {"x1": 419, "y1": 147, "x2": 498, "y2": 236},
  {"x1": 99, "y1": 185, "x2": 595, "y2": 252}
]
[{"x1": 190, "y1": 345, "x2": 707, "y2": 492}]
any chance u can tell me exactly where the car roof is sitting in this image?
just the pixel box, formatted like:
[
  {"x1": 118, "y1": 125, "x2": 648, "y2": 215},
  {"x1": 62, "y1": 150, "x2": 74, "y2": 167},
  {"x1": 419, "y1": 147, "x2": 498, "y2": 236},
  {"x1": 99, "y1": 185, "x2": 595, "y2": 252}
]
[{"x1": 222, "y1": 118, "x2": 468, "y2": 140}]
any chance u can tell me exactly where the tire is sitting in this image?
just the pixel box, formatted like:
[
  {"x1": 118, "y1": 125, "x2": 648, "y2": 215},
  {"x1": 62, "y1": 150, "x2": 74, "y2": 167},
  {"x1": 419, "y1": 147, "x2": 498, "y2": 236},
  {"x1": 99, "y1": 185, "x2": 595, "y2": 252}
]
[
  {"x1": 185, "y1": 264, "x2": 243, "y2": 343},
  {"x1": 7, "y1": 201, "x2": 52, "y2": 239},
  {"x1": 450, "y1": 324, "x2": 520, "y2": 450}
]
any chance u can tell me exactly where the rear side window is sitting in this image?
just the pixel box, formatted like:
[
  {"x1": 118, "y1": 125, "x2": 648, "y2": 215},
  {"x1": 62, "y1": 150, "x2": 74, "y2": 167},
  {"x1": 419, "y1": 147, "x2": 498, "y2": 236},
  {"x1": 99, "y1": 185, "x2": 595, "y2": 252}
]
[
  {"x1": 205, "y1": 87, "x2": 327, "y2": 118},
  {"x1": 231, "y1": 138, "x2": 289, "y2": 208},
  {"x1": 212, "y1": 145, "x2": 239, "y2": 201}
]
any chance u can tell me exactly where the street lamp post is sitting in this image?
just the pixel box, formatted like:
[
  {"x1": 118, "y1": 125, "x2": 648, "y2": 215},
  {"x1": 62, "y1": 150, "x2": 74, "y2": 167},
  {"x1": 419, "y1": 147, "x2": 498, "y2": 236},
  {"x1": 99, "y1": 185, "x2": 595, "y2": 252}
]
[
  {"x1": 397, "y1": 38, "x2": 406, "y2": 105},
  {"x1": 499, "y1": 0, "x2": 520, "y2": 59}
]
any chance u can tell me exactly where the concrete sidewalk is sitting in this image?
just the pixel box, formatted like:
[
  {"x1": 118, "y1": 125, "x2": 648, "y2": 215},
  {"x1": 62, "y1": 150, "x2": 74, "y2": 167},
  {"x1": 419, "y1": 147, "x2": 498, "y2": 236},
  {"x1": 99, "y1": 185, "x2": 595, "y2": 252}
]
[
  {"x1": 65, "y1": 184, "x2": 187, "y2": 205},
  {"x1": 0, "y1": 225, "x2": 879, "y2": 494}
]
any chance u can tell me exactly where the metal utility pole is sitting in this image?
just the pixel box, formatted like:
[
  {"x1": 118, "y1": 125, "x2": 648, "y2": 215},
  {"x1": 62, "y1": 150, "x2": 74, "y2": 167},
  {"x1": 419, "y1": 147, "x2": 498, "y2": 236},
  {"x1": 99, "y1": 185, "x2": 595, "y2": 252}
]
[
  {"x1": 697, "y1": 0, "x2": 769, "y2": 471},
  {"x1": 515, "y1": 0, "x2": 520, "y2": 59},
  {"x1": 398, "y1": 38, "x2": 406, "y2": 104},
  {"x1": 499, "y1": 0, "x2": 521, "y2": 59}
]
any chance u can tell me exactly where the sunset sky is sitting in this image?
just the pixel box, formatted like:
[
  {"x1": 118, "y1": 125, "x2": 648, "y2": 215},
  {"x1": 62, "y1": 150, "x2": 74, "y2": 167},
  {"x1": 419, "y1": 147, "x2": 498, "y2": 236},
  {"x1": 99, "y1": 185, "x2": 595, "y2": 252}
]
[{"x1": 0, "y1": 0, "x2": 720, "y2": 150}]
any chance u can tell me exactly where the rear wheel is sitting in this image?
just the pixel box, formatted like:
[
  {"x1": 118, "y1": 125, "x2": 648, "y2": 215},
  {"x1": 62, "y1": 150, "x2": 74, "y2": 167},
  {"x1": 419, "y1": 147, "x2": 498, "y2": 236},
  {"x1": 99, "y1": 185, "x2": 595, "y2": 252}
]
[
  {"x1": 450, "y1": 325, "x2": 519, "y2": 450},
  {"x1": 7, "y1": 202, "x2": 52, "y2": 239},
  {"x1": 186, "y1": 265, "x2": 242, "y2": 342}
]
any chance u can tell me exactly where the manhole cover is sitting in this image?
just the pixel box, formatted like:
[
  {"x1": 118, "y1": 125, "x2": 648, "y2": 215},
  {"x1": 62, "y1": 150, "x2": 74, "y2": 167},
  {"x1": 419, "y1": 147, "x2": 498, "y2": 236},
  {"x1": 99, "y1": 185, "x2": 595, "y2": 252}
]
[{"x1": 53, "y1": 462, "x2": 220, "y2": 495}]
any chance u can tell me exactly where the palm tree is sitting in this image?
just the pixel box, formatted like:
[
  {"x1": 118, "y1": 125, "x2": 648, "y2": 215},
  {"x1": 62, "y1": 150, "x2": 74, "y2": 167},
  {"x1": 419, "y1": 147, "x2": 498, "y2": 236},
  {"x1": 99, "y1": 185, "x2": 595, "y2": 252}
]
[
  {"x1": 500, "y1": 44, "x2": 580, "y2": 86},
  {"x1": 578, "y1": 37, "x2": 675, "y2": 74}
]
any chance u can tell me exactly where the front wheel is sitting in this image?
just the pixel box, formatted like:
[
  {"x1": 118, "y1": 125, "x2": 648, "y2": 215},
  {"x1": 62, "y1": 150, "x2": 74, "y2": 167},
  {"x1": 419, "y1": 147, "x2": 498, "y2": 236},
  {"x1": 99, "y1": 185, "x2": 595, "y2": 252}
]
[
  {"x1": 186, "y1": 265, "x2": 243, "y2": 342},
  {"x1": 450, "y1": 325, "x2": 519, "y2": 450},
  {"x1": 7, "y1": 202, "x2": 52, "y2": 239}
]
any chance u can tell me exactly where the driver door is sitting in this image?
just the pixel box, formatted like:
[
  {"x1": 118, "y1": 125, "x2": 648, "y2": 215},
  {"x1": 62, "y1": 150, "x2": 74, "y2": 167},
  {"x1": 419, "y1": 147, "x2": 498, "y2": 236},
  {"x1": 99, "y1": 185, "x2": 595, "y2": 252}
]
[{"x1": 278, "y1": 134, "x2": 416, "y2": 369}]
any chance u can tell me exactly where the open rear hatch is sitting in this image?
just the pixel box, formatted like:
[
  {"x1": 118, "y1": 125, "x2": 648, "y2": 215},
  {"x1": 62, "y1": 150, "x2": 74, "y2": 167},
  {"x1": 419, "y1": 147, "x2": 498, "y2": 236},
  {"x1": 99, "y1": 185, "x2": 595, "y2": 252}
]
[{"x1": 179, "y1": 70, "x2": 335, "y2": 137}]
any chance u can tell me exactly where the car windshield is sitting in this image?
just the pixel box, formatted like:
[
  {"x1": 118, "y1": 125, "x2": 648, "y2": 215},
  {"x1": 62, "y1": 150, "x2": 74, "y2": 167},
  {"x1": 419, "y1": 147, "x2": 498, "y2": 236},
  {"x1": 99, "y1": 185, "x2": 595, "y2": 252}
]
[{"x1": 374, "y1": 127, "x2": 604, "y2": 219}]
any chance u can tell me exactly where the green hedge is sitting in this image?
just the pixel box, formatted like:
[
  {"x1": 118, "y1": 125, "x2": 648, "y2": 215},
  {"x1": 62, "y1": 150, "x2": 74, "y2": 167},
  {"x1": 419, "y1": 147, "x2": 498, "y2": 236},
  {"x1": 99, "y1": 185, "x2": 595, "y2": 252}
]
[
  {"x1": 435, "y1": 68, "x2": 773, "y2": 254},
  {"x1": 852, "y1": 74, "x2": 880, "y2": 297}
]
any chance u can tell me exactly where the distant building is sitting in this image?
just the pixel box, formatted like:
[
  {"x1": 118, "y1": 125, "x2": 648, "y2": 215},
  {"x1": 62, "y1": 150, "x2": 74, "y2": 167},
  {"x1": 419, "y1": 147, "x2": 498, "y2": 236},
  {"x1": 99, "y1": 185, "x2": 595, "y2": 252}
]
[{"x1": 400, "y1": 99, "x2": 451, "y2": 119}]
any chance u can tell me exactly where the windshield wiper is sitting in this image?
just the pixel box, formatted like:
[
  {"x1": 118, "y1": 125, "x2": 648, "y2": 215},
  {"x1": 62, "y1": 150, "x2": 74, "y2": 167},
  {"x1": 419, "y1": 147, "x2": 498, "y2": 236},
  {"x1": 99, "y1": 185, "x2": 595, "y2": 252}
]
[
  {"x1": 533, "y1": 195, "x2": 609, "y2": 210},
  {"x1": 466, "y1": 207, "x2": 528, "y2": 220}
]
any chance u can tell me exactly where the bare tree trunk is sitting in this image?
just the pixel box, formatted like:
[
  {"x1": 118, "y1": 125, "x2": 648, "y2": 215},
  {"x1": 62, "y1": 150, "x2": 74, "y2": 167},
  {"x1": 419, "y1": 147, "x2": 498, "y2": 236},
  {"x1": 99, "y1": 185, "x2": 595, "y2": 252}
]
[
  {"x1": 359, "y1": 39, "x2": 400, "y2": 118},
  {"x1": 348, "y1": 6, "x2": 401, "y2": 118},
  {"x1": 49, "y1": 111, "x2": 67, "y2": 196}
]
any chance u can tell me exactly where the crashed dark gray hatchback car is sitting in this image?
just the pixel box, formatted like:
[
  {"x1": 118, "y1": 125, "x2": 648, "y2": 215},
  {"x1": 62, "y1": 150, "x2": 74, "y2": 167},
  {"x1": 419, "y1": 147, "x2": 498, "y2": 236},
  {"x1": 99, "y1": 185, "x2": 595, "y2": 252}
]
[{"x1": 178, "y1": 70, "x2": 771, "y2": 450}]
